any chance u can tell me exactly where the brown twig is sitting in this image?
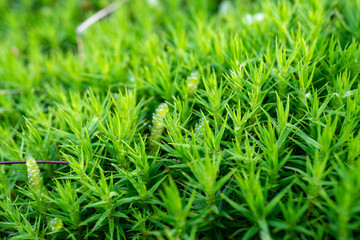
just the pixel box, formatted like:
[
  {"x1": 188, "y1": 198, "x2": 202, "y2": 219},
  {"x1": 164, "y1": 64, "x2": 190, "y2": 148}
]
[
  {"x1": 0, "y1": 160, "x2": 112, "y2": 166},
  {"x1": 0, "y1": 89, "x2": 23, "y2": 95},
  {"x1": 76, "y1": 0, "x2": 128, "y2": 59}
]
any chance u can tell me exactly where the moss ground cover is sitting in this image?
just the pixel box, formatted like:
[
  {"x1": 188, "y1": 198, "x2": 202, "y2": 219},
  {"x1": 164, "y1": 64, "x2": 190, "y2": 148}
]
[{"x1": 1, "y1": 0, "x2": 360, "y2": 239}]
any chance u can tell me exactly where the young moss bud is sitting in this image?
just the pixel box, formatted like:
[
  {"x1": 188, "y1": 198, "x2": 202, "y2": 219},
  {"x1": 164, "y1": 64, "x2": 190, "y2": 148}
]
[
  {"x1": 146, "y1": 0, "x2": 159, "y2": 7},
  {"x1": 243, "y1": 13, "x2": 265, "y2": 25},
  {"x1": 187, "y1": 71, "x2": 200, "y2": 95},
  {"x1": 260, "y1": 231, "x2": 272, "y2": 240},
  {"x1": 48, "y1": 217, "x2": 63, "y2": 232},
  {"x1": 218, "y1": 1, "x2": 232, "y2": 15},
  {"x1": 195, "y1": 116, "x2": 207, "y2": 137},
  {"x1": 150, "y1": 103, "x2": 169, "y2": 150},
  {"x1": 26, "y1": 154, "x2": 43, "y2": 194}
]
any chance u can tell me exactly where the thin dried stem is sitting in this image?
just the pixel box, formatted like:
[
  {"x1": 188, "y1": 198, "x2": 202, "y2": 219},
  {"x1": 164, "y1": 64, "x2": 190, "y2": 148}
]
[
  {"x1": 76, "y1": 0, "x2": 128, "y2": 59},
  {"x1": 0, "y1": 161, "x2": 112, "y2": 166},
  {"x1": 0, "y1": 89, "x2": 23, "y2": 95}
]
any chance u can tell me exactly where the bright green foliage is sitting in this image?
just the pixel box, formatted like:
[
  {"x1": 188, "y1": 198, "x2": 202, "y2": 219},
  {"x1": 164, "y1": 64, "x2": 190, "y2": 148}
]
[{"x1": 1, "y1": 0, "x2": 360, "y2": 239}]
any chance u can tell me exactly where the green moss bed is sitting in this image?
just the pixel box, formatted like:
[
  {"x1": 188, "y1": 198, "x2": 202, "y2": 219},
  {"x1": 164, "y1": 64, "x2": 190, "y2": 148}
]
[{"x1": 1, "y1": 0, "x2": 360, "y2": 239}]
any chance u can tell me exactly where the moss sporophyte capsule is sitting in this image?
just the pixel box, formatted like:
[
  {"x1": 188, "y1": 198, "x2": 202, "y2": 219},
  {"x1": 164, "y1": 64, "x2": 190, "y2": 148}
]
[
  {"x1": 150, "y1": 103, "x2": 169, "y2": 150},
  {"x1": 187, "y1": 71, "x2": 200, "y2": 95},
  {"x1": 26, "y1": 155, "x2": 43, "y2": 194}
]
